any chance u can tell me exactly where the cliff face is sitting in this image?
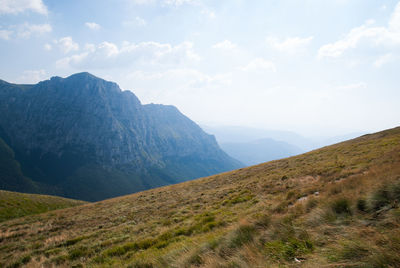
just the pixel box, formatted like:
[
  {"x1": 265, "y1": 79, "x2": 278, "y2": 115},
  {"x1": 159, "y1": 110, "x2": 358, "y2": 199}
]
[{"x1": 0, "y1": 73, "x2": 242, "y2": 201}]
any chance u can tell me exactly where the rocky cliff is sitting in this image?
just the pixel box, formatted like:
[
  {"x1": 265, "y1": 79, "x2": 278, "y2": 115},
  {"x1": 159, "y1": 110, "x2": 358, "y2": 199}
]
[{"x1": 0, "y1": 73, "x2": 242, "y2": 201}]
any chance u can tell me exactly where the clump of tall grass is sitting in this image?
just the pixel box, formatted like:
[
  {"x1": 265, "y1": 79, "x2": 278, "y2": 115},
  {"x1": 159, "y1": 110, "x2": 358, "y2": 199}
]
[{"x1": 369, "y1": 180, "x2": 400, "y2": 211}]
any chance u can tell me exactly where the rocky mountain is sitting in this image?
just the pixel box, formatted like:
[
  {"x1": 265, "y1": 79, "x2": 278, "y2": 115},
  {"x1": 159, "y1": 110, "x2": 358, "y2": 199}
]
[{"x1": 0, "y1": 72, "x2": 242, "y2": 201}]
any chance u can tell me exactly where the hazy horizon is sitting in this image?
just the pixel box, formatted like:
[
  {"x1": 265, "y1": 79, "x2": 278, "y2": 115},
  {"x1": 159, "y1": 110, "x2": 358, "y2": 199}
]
[{"x1": 1, "y1": 0, "x2": 399, "y2": 137}]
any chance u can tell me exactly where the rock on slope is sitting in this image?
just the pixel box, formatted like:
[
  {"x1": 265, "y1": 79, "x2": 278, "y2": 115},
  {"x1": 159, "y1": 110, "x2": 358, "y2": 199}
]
[{"x1": 0, "y1": 72, "x2": 242, "y2": 201}]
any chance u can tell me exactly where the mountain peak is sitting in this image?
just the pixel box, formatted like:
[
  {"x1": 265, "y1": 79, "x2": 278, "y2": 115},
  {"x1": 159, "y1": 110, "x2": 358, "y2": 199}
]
[
  {"x1": 66, "y1": 72, "x2": 99, "y2": 80},
  {"x1": 0, "y1": 73, "x2": 242, "y2": 201}
]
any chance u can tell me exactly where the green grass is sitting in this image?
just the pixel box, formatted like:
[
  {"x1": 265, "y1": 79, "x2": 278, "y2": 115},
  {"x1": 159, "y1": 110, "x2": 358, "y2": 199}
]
[{"x1": 0, "y1": 190, "x2": 86, "y2": 222}]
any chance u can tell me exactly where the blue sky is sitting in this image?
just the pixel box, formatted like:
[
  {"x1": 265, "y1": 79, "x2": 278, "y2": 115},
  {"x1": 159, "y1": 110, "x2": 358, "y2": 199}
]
[{"x1": 0, "y1": 0, "x2": 399, "y2": 136}]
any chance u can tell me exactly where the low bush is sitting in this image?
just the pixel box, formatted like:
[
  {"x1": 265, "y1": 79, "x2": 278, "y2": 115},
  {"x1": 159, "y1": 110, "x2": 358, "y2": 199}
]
[
  {"x1": 369, "y1": 181, "x2": 400, "y2": 211},
  {"x1": 229, "y1": 225, "x2": 256, "y2": 248},
  {"x1": 68, "y1": 246, "x2": 90, "y2": 260},
  {"x1": 264, "y1": 237, "x2": 313, "y2": 261},
  {"x1": 356, "y1": 199, "x2": 367, "y2": 212},
  {"x1": 331, "y1": 198, "x2": 352, "y2": 215}
]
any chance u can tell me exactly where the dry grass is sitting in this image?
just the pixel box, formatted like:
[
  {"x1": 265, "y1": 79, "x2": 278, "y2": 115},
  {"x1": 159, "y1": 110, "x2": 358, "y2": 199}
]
[{"x1": 0, "y1": 127, "x2": 399, "y2": 267}]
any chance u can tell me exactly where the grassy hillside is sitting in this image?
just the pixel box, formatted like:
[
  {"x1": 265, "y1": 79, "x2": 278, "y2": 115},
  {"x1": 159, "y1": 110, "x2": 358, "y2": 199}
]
[
  {"x1": 0, "y1": 127, "x2": 399, "y2": 267},
  {"x1": 0, "y1": 191, "x2": 86, "y2": 222}
]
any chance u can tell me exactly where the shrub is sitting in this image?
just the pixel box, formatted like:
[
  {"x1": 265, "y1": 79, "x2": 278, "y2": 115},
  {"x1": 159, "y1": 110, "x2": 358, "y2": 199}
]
[
  {"x1": 334, "y1": 241, "x2": 369, "y2": 261},
  {"x1": 306, "y1": 198, "x2": 318, "y2": 212},
  {"x1": 62, "y1": 236, "x2": 86, "y2": 247},
  {"x1": 331, "y1": 198, "x2": 352, "y2": 215},
  {"x1": 68, "y1": 246, "x2": 90, "y2": 260},
  {"x1": 127, "y1": 262, "x2": 154, "y2": 268},
  {"x1": 255, "y1": 214, "x2": 271, "y2": 228},
  {"x1": 356, "y1": 199, "x2": 367, "y2": 212},
  {"x1": 286, "y1": 191, "x2": 296, "y2": 200},
  {"x1": 6, "y1": 255, "x2": 31, "y2": 268},
  {"x1": 229, "y1": 225, "x2": 256, "y2": 248},
  {"x1": 369, "y1": 181, "x2": 400, "y2": 211},
  {"x1": 185, "y1": 251, "x2": 203, "y2": 267},
  {"x1": 264, "y1": 237, "x2": 313, "y2": 261},
  {"x1": 370, "y1": 186, "x2": 392, "y2": 210}
]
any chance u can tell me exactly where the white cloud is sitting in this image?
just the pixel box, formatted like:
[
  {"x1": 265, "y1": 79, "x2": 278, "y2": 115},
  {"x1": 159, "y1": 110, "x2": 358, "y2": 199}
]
[
  {"x1": 135, "y1": 17, "x2": 147, "y2": 26},
  {"x1": 374, "y1": 53, "x2": 395, "y2": 67},
  {"x1": 131, "y1": 0, "x2": 197, "y2": 6},
  {"x1": 212, "y1": 40, "x2": 237, "y2": 50},
  {"x1": 240, "y1": 58, "x2": 276, "y2": 73},
  {"x1": 85, "y1": 22, "x2": 101, "y2": 30},
  {"x1": 129, "y1": 69, "x2": 231, "y2": 88},
  {"x1": 16, "y1": 69, "x2": 46, "y2": 83},
  {"x1": 56, "y1": 41, "x2": 201, "y2": 69},
  {"x1": 389, "y1": 2, "x2": 400, "y2": 32},
  {"x1": 131, "y1": 0, "x2": 155, "y2": 4},
  {"x1": 318, "y1": 2, "x2": 400, "y2": 60},
  {"x1": 164, "y1": 0, "x2": 197, "y2": 6},
  {"x1": 84, "y1": 43, "x2": 96, "y2": 52},
  {"x1": 337, "y1": 82, "x2": 367, "y2": 91},
  {"x1": 266, "y1": 36, "x2": 313, "y2": 53},
  {"x1": 44, "y1": 43, "x2": 52, "y2": 50},
  {"x1": 123, "y1": 17, "x2": 147, "y2": 27},
  {"x1": 201, "y1": 9, "x2": 215, "y2": 19},
  {"x1": 55, "y1": 36, "x2": 79, "y2": 54},
  {"x1": 0, "y1": 0, "x2": 48, "y2": 15},
  {"x1": 17, "y1": 23, "x2": 52, "y2": 38},
  {"x1": 0, "y1": 29, "x2": 12, "y2": 40}
]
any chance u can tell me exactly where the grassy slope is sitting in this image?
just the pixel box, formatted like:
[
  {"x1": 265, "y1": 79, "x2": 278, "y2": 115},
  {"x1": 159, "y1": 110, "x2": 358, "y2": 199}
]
[
  {"x1": 0, "y1": 127, "x2": 399, "y2": 267},
  {"x1": 0, "y1": 191, "x2": 86, "y2": 222}
]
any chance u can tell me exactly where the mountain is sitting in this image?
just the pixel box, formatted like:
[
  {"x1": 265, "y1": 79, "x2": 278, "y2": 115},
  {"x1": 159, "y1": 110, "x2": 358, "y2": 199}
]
[
  {"x1": 220, "y1": 138, "x2": 303, "y2": 166},
  {"x1": 202, "y1": 125, "x2": 316, "y2": 150},
  {"x1": 0, "y1": 126, "x2": 399, "y2": 267},
  {"x1": 203, "y1": 125, "x2": 365, "y2": 166},
  {"x1": 0, "y1": 73, "x2": 242, "y2": 201}
]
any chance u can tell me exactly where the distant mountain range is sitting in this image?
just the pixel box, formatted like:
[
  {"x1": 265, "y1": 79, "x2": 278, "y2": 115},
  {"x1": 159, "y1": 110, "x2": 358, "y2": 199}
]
[
  {"x1": 202, "y1": 125, "x2": 364, "y2": 166},
  {"x1": 0, "y1": 73, "x2": 242, "y2": 201},
  {"x1": 220, "y1": 139, "x2": 303, "y2": 166}
]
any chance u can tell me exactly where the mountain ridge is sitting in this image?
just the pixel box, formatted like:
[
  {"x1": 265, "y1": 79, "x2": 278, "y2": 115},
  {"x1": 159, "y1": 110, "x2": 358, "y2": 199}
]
[{"x1": 0, "y1": 73, "x2": 242, "y2": 201}]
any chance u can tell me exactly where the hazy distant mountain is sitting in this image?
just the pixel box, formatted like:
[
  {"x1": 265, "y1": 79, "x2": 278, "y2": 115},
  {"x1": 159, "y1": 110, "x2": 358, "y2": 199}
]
[
  {"x1": 202, "y1": 125, "x2": 365, "y2": 166},
  {"x1": 0, "y1": 73, "x2": 242, "y2": 201},
  {"x1": 202, "y1": 125, "x2": 316, "y2": 151},
  {"x1": 220, "y1": 138, "x2": 303, "y2": 166}
]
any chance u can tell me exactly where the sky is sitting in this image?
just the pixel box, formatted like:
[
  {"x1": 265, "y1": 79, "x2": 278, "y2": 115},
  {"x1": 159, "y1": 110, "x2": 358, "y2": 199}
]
[{"x1": 0, "y1": 0, "x2": 399, "y2": 137}]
